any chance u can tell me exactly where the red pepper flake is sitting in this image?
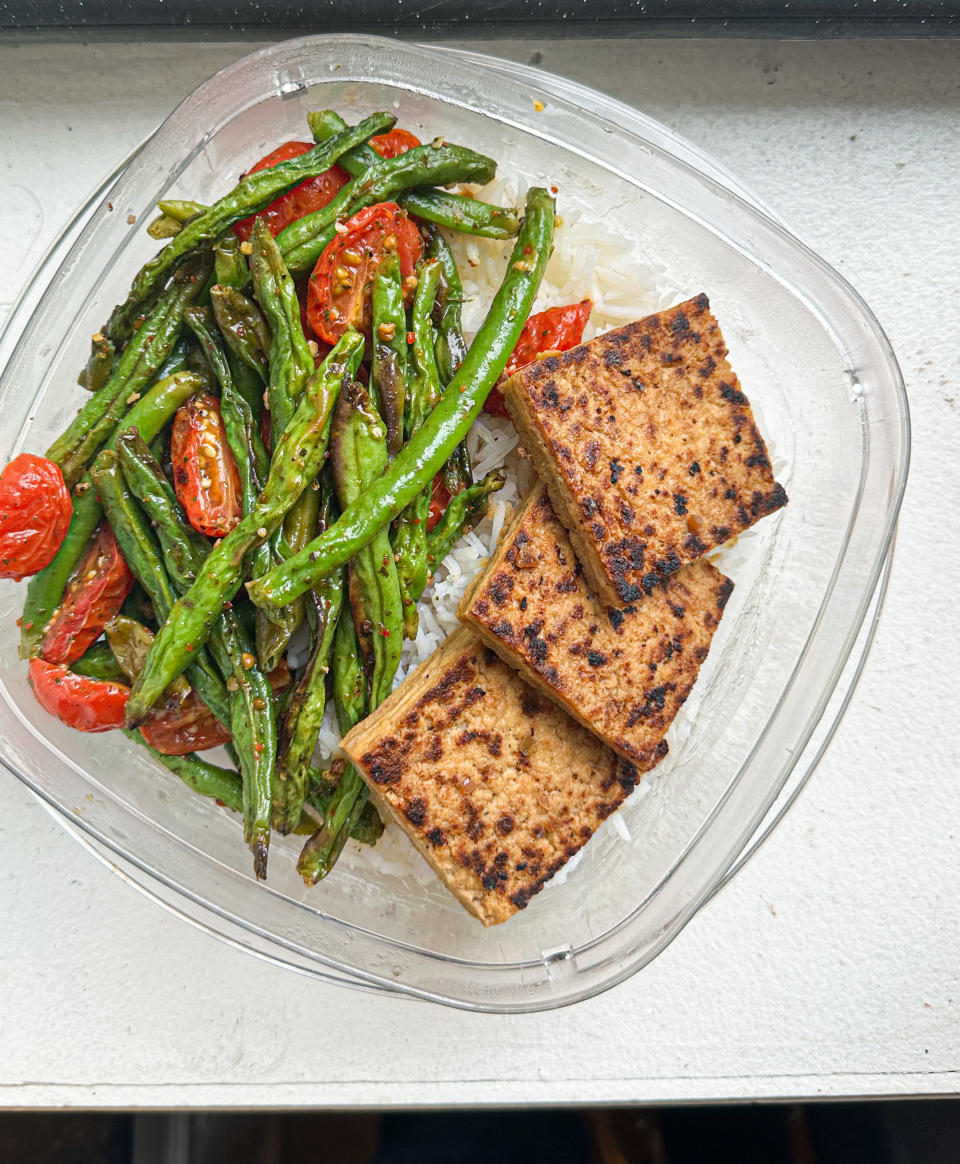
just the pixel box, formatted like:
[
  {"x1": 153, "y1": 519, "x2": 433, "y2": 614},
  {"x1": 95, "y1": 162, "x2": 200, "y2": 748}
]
[
  {"x1": 380, "y1": 626, "x2": 390, "y2": 638},
  {"x1": 550, "y1": 185, "x2": 558, "y2": 194},
  {"x1": 406, "y1": 330, "x2": 415, "y2": 345},
  {"x1": 254, "y1": 742, "x2": 264, "y2": 754},
  {"x1": 185, "y1": 643, "x2": 193, "y2": 652}
]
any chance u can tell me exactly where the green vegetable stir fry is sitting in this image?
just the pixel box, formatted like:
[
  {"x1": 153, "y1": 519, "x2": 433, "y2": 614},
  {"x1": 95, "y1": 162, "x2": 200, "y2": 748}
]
[{"x1": 8, "y1": 110, "x2": 562, "y2": 883}]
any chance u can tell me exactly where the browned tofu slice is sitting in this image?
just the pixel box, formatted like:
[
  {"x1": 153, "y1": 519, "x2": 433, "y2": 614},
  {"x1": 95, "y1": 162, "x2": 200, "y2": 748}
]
[
  {"x1": 340, "y1": 626, "x2": 663, "y2": 926},
  {"x1": 458, "y1": 484, "x2": 732, "y2": 768},
  {"x1": 502, "y1": 294, "x2": 787, "y2": 606}
]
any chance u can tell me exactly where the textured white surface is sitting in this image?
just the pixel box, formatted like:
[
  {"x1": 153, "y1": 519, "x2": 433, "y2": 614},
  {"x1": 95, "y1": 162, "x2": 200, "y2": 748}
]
[{"x1": 0, "y1": 34, "x2": 958, "y2": 1108}]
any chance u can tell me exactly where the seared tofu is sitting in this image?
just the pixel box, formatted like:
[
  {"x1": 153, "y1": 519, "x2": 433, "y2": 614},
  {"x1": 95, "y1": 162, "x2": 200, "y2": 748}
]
[
  {"x1": 458, "y1": 484, "x2": 732, "y2": 768},
  {"x1": 340, "y1": 626, "x2": 663, "y2": 926},
  {"x1": 502, "y1": 294, "x2": 787, "y2": 606}
]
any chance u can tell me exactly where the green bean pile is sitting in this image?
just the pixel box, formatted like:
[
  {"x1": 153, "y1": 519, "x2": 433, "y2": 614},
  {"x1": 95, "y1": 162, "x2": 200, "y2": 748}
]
[{"x1": 23, "y1": 109, "x2": 554, "y2": 882}]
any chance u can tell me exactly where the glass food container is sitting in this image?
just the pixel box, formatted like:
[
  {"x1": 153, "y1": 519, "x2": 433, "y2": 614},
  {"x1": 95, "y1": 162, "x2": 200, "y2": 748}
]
[{"x1": 0, "y1": 35, "x2": 909, "y2": 1012}]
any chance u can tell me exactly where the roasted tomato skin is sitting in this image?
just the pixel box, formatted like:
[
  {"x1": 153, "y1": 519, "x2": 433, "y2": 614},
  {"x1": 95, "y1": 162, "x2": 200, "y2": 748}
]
[
  {"x1": 171, "y1": 393, "x2": 243, "y2": 538},
  {"x1": 233, "y1": 141, "x2": 349, "y2": 242},
  {"x1": 0, "y1": 454, "x2": 73, "y2": 581},
  {"x1": 306, "y1": 202, "x2": 423, "y2": 345},
  {"x1": 140, "y1": 660, "x2": 291, "y2": 754},
  {"x1": 41, "y1": 524, "x2": 134, "y2": 665},
  {"x1": 485, "y1": 299, "x2": 593, "y2": 417},
  {"x1": 29, "y1": 658, "x2": 129, "y2": 732},
  {"x1": 369, "y1": 128, "x2": 421, "y2": 159},
  {"x1": 140, "y1": 690, "x2": 231, "y2": 755},
  {"x1": 427, "y1": 475, "x2": 451, "y2": 533}
]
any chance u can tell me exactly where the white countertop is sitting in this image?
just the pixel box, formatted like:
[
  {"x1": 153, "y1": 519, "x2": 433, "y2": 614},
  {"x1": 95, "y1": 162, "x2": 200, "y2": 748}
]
[{"x1": 1, "y1": 33, "x2": 957, "y2": 1109}]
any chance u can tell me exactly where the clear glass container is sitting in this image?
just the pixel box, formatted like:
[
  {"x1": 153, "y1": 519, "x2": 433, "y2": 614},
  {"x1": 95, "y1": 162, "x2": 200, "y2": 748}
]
[{"x1": 0, "y1": 35, "x2": 909, "y2": 1011}]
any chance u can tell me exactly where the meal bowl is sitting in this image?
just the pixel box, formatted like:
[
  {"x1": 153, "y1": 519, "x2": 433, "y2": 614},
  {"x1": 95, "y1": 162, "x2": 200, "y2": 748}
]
[{"x1": 0, "y1": 35, "x2": 908, "y2": 1011}]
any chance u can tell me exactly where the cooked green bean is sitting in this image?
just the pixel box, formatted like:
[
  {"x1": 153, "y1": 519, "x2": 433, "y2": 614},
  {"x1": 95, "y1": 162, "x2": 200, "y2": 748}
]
[
  {"x1": 298, "y1": 375, "x2": 404, "y2": 882},
  {"x1": 225, "y1": 347, "x2": 266, "y2": 422},
  {"x1": 184, "y1": 306, "x2": 268, "y2": 519},
  {"x1": 116, "y1": 429, "x2": 209, "y2": 592},
  {"x1": 213, "y1": 234, "x2": 249, "y2": 289},
  {"x1": 91, "y1": 452, "x2": 178, "y2": 618},
  {"x1": 90, "y1": 449, "x2": 230, "y2": 728},
  {"x1": 423, "y1": 226, "x2": 473, "y2": 497},
  {"x1": 425, "y1": 226, "x2": 467, "y2": 390},
  {"x1": 247, "y1": 188, "x2": 554, "y2": 611},
  {"x1": 255, "y1": 482, "x2": 320, "y2": 672},
  {"x1": 296, "y1": 576, "x2": 371, "y2": 884},
  {"x1": 400, "y1": 188, "x2": 520, "y2": 239},
  {"x1": 104, "y1": 614, "x2": 191, "y2": 706},
  {"x1": 250, "y1": 217, "x2": 314, "y2": 444},
  {"x1": 20, "y1": 371, "x2": 206, "y2": 659},
  {"x1": 425, "y1": 468, "x2": 507, "y2": 570},
  {"x1": 248, "y1": 217, "x2": 317, "y2": 650},
  {"x1": 48, "y1": 256, "x2": 210, "y2": 488},
  {"x1": 308, "y1": 110, "x2": 517, "y2": 239},
  {"x1": 210, "y1": 284, "x2": 272, "y2": 386},
  {"x1": 125, "y1": 331, "x2": 363, "y2": 725},
  {"x1": 103, "y1": 114, "x2": 394, "y2": 345},
  {"x1": 204, "y1": 608, "x2": 277, "y2": 879},
  {"x1": 116, "y1": 429, "x2": 276, "y2": 877},
  {"x1": 120, "y1": 582, "x2": 157, "y2": 627},
  {"x1": 147, "y1": 214, "x2": 183, "y2": 241},
  {"x1": 330, "y1": 605, "x2": 366, "y2": 730},
  {"x1": 277, "y1": 140, "x2": 498, "y2": 277},
  {"x1": 331, "y1": 380, "x2": 403, "y2": 705},
  {"x1": 370, "y1": 252, "x2": 407, "y2": 456},
  {"x1": 274, "y1": 489, "x2": 344, "y2": 834},
  {"x1": 157, "y1": 199, "x2": 206, "y2": 224},
  {"x1": 72, "y1": 640, "x2": 127, "y2": 684},
  {"x1": 77, "y1": 333, "x2": 116, "y2": 393},
  {"x1": 404, "y1": 260, "x2": 443, "y2": 438},
  {"x1": 125, "y1": 729, "x2": 244, "y2": 814},
  {"x1": 152, "y1": 335, "x2": 194, "y2": 383},
  {"x1": 392, "y1": 259, "x2": 442, "y2": 638}
]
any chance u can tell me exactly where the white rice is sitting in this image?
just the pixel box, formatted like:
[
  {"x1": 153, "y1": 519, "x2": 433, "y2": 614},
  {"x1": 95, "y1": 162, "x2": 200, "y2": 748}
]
[{"x1": 317, "y1": 176, "x2": 676, "y2": 891}]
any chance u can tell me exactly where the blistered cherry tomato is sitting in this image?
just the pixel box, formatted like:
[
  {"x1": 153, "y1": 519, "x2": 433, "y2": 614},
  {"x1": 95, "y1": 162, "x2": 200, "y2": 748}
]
[
  {"x1": 485, "y1": 299, "x2": 593, "y2": 417},
  {"x1": 233, "y1": 142, "x2": 349, "y2": 242},
  {"x1": 369, "y1": 128, "x2": 421, "y2": 159},
  {"x1": 0, "y1": 454, "x2": 73, "y2": 581},
  {"x1": 306, "y1": 202, "x2": 423, "y2": 345},
  {"x1": 139, "y1": 660, "x2": 291, "y2": 755},
  {"x1": 29, "y1": 658, "x2": 129, "y2": 732},
  {"x1": 41, "y1": 524, "x2": 134, "y2": 665},
  {"x1": 171, "y1": 394, "x2": 242, "y2": 538},
  {"x1": 140, "y1": 690, "x2": 231, "y2": 755}
]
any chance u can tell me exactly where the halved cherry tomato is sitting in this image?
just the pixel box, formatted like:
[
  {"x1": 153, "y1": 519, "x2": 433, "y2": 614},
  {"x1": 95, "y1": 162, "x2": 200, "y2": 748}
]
[
  {"x1": 233, "y1": 142, "x2": 350, "y2": 242},
  {"x1": 485, "y1": 299, "x2": 593, "y2": 417},
  {"x1": 369, "y1": 128, "x2": 421, "y2": 159},
  {"x1": 171, "y1": 393, "x2": 242, "y2": 538},
  {"x1": 41, "y1": 523, "x2": 134, "y2": 665},
  {"x1": 306, "y1": 202, "x2": 423, "y2": 345},
  {"x1": 0, "y1": 454, "x2": 72, "y2": 581},
  {"x1": 29, "y1": 658, "x2": 129, "y2": 732},
  {"x1": 427, "y1": 474, "x2": 451, "y2": 533},
  {"x1": 140, "y1": 690, "x2": 231, "y2": 755}
]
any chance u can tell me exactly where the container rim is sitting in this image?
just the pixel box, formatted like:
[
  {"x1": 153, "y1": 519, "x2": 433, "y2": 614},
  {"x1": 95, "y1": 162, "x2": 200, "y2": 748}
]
[{"x1": 0, "y1": 34, "x2": 910, "y2": 1011}]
